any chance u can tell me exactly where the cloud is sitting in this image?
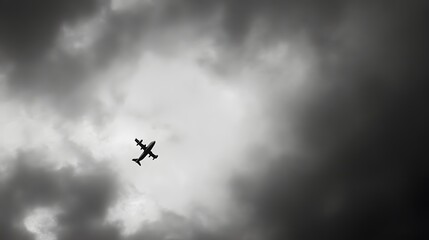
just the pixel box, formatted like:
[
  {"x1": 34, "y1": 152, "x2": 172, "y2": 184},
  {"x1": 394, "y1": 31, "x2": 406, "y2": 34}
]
[
  {"x1": 127, "y1": 210, "x2": 234, "y2": 240},
  {"x1": 0, "y1": 0, "x2": 111, "y2": 120},
  {"x1": 0, "y1": 150, "x2": 120, "y2": 240},
  {"x1": 227, "y1": 1, "x2": 429, "y2": 240},
  {"x1": 1, "y1": 1, "x2": 428, "y2": 239},
  {"x1": 0, "y1": 148, "x2": 231, "y2": 240},
  {"x1": 0, "y1": 0, "x2": 347, "y2": 82},
  {"x1": 0, "y1": 0, "x2": 105, "y2": 86},
  {"x1": 0, "y1": 0, "x2": 347, "y2": 117},
  {"x1": 0, "y1": 0, "x2": 102, "y2": 64}
]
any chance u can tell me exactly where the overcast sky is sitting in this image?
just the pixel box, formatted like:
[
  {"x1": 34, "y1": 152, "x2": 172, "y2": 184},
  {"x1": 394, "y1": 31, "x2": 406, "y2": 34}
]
[{"x1": 1, "y1": 0, "x2": 428, "y2": 240}]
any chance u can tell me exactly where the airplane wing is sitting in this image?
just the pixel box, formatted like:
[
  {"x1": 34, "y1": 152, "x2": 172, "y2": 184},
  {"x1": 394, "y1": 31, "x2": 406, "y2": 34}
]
[
  {"x1": 148, "y1": 151, "x2": 158, "y2": 160},
  {"x1": 135, "y1": 138, "x2": 146, "y2": 150}
]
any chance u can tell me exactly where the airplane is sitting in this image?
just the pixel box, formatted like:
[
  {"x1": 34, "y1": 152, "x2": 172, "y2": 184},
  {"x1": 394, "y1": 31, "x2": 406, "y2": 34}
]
[{"x1": 132, "y1": 138, "x2": 158, "y2": 166}]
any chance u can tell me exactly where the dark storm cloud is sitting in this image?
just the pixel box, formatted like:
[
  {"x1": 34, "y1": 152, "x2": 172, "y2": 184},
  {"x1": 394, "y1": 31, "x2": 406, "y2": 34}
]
[
  {"x1": 0, "y1": 150, "x2": 229, "y2": 240},
  {"x1": 0, "y1": 0, "x2": 101, "y2": 63},
  {"x1": 0, "y1": 150, "x2": 120, "y2": 240},
  {"x1": 0, "y1": 0, "x2": 110, "y2": 119},
  {"x1": 0, "y1": 0, "x2": 104, "y2": 84},
  {"x1": 227, "y1": 1, "x2": 429, "y2": 240},
  {"x1": 94, "y1": 0, "x2": 347, "y2": 75}
]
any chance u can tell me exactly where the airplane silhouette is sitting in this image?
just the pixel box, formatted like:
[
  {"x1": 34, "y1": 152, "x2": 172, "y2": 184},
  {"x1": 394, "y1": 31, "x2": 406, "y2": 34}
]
[{"x1": 132, "y1": 138, "x2": 158, "y2": 166}]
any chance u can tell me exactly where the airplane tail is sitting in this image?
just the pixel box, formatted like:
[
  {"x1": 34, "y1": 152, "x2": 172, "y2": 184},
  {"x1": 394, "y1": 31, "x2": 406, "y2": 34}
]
[
  {"x1": 132, "y1": 159, "x2": 141, "y2": 166},
  {"x1": 152, "y1": 155, "x2": 158, "y2": 160}
]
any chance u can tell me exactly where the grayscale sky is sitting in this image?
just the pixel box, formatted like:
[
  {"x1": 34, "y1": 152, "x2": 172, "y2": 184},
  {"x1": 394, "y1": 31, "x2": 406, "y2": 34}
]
[{"x1": 1, "y1": 1, "x2": 428, "y2": 240}]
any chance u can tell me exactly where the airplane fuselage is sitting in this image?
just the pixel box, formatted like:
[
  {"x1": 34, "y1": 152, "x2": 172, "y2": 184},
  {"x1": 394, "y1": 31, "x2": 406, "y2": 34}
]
[
  {"x1": 137, "y1": 141, "x2": 156, "y2": 160},
  {"x1": 147, "y1": 141, "x2": 155, "y2": 152}
]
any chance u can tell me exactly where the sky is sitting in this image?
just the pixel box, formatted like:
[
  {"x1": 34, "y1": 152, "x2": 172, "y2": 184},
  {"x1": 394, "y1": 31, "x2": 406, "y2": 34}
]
[{"x1": 0, "y1": 0, "x2": 428, "y2": 239}]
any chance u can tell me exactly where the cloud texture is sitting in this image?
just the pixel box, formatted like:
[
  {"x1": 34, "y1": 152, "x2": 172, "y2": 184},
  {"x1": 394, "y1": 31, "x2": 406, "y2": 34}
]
[
  {"x1": 0, "y1": 150, "x2": 229, "y2": 240},
  {"x1": 1, "y1": 0, "x2": 428, "y2": 239},
  {"x1": 0, "y1": 151, "x2": 119, "y2": 240}
]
